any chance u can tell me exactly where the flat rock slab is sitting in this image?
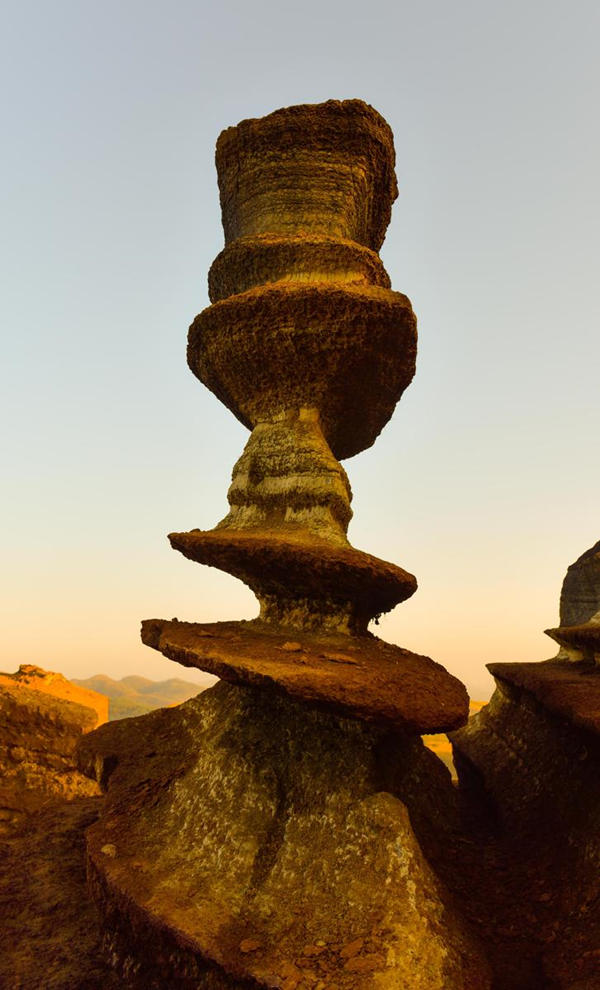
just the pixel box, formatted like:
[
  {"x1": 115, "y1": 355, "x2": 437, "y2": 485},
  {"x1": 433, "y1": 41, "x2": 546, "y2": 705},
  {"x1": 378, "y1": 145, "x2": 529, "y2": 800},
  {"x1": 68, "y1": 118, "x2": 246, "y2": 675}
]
[
  {"x1": 169, "y1": 527, "x2": 417, "y2": 628},
  {"x1": 141, "y1": 618, "x2": 469, "y2": 734},
  {"x1": 489, "y1": 659, "x2": 600, "y2": 737},
  {"x1": 545, "y1": 622, "x2": 600, "y2": 661}
]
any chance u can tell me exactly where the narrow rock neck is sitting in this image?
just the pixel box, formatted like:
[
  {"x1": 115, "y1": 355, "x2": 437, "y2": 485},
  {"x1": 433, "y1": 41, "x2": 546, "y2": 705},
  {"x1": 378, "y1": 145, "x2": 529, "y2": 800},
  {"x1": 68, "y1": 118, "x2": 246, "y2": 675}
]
[{"x1": 217, "y1": 407, "x2": 352, "y2": 545}]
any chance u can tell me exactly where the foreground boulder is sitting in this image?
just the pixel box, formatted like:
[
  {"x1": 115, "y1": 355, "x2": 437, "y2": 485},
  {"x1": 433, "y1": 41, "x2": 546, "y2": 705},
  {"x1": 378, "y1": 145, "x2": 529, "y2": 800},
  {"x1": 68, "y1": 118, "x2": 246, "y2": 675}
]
[
  {"x1": 79, "y1": 680, "x2": 490, "y2": 989},
  {"x1": 452, "y1": 539, "x2": 600, "y2": 989},
  {"x1": 0, "y1": 664, "x2": 106, "y2": 829}
]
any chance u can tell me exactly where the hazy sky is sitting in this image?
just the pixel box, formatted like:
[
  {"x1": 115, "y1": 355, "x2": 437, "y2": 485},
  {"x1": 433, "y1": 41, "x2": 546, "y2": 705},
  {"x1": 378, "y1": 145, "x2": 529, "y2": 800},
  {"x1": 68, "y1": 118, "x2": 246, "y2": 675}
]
[{"x1": 2, "y1": 1, "x2": 598, "y2": 699}]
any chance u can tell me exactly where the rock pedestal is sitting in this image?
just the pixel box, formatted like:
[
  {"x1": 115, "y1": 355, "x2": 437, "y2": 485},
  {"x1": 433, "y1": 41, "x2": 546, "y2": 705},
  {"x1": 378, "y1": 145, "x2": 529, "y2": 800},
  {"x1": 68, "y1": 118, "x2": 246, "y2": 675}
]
[
  {"x1": 83, "y1": 100, "x2": 485, "y2": 988},
  {"x1": 0, "y1": 665, "x2": 105, "y2": 830}
]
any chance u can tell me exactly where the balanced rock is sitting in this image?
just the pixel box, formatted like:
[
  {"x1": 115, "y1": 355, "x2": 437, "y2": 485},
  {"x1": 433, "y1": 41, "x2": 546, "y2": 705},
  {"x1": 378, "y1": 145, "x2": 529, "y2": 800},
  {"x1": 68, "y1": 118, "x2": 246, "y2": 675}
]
[{"x1": 545, "y1": 539, "x2": 600, "y2": 664}]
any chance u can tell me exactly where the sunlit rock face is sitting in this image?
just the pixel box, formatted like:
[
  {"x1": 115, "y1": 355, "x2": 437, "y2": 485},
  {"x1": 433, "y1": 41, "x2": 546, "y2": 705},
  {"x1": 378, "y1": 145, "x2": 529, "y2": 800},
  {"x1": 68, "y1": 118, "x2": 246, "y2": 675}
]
[
  {"x1": 83, "y1": 100, "x2": 481, "y2": 989},
  {"x1": 145, "y1": 98, "x2": 467, "y2": 717},
  {"x1": 0, "y1": 665, "x2": 105, "y2": 829}
]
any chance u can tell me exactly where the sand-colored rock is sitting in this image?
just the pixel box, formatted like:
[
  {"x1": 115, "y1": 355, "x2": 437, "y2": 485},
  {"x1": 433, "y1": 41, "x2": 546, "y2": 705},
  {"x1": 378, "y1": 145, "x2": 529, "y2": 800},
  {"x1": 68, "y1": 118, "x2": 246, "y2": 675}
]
[
  {"x1": 79, "y1": 681, "x2": 490, "y2": 990},
  {"x1": 219, "y1": 407, "x2": 353, "y2": 542},
  {"x1": 214, "y1": 100, "x2": 398, "y2": 252},
  {"x1": 0, "y1": 667, "x2": 104, "y2": 827},
  {"x1": 189, "y1": 283, "x2": 417, "y2": 461},
  {"x1": 174, "y1": 98, "x2": 422, "y2": 638}
]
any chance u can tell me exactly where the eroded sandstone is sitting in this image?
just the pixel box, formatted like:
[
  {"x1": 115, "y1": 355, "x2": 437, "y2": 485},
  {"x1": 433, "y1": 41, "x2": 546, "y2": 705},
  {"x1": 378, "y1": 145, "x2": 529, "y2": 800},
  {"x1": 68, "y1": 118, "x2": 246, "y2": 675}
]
[
  {"x1": 0, "y1": 665, "x2": 105, "y2": 828},
  {"x1": 79, "y1": 682, "x2": 489, "y2": 989},
  {"x1": 87, "y1": 99, "x2": 478, "y2": 988}
]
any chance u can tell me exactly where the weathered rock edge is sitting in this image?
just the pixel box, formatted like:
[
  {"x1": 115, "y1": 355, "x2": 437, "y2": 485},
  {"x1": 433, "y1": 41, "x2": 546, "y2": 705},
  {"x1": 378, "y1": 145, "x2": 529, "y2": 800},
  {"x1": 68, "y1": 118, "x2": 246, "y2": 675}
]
[
  {"x1": 80, "y1": 681, "x2": 490, "y2": 990},
  {"x1": 0, "y1": 677, "x2": 102, "y2": 821},
  {"x1": 141, "y1": 618, "x2": 469, "y2": 735}
]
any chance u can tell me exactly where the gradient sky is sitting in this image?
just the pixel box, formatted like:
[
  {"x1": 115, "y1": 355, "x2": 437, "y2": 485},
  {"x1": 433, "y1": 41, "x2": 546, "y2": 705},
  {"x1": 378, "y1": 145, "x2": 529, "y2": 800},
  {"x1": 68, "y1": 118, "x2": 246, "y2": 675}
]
[{"x1": 2, "y1": 0, "x2": 599, "y2": 700}]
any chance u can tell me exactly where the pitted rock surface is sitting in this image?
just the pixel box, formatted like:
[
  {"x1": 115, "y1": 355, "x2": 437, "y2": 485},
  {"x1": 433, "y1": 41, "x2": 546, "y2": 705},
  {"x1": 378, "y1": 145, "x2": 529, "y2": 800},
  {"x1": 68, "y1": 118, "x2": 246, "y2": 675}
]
[
  {"x1": 141, "y1": 618, "x2": 469, "y2": 734},
  {"x1": 189, "y1": 282, "x2": 417, "y2": 460},
  {"x1": 0, "y1": 669, "x2": 103, "y2": 827},
  {"x1": 80, "y1": 681, "x2": 490, "y2": 989},
  {"x1": 559, "y1": 539, "x2": 600, "y2": 627},
  {"x1": 214, "y1": 100, "x2": 398, "y2": 251},
  {"x1": 168, "y1": 527, "x2": 417, "y2": 633},
  {"x1": 451, "y1": 664, "x2": 600, "y2": 989},
  {"x1": 173, "y1": 100, "x2": 423, "y2": 636}
]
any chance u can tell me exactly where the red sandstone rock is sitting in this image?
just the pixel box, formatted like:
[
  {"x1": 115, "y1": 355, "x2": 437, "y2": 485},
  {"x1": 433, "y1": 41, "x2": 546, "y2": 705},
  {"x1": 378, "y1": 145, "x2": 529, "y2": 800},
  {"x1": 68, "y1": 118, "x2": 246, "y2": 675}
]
[{"x1": 141, "y1": 617, "x2": 469, "y2": 734}]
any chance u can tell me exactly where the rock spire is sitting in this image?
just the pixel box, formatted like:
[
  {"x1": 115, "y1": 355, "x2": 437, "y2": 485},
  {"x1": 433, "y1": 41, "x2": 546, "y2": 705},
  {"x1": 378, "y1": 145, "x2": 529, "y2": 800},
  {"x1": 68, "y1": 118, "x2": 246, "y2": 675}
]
[{"x1": 142, "y1": 99, "x2": 467, "y2": 731}]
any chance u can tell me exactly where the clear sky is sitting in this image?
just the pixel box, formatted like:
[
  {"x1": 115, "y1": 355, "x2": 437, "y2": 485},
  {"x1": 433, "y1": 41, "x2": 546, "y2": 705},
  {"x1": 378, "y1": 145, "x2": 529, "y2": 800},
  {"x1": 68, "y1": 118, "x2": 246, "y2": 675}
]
[{"x1": 2, "y1": 0, "x2": 598, "y2": 700}]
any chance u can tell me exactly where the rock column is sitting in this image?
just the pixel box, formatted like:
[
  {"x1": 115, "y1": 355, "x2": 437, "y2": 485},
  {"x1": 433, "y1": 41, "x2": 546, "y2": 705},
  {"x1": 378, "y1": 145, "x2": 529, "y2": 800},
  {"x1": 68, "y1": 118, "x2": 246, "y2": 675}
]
[{"x1": 83, "y1": 101, "x2": 490, "y2": 989}]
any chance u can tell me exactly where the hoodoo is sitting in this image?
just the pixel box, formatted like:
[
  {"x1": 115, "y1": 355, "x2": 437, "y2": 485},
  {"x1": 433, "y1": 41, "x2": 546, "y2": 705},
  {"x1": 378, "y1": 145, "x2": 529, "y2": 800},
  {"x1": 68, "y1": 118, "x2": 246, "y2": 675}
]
[{"x1": 81, "y1": 101, "x2": 489, "y2": 989}]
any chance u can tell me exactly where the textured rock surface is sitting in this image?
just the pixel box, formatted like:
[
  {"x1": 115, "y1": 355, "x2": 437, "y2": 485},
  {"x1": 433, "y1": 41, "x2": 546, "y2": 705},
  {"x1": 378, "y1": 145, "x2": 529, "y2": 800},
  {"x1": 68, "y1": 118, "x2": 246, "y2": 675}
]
[
  {"x1": 545, "y1": 540, "x2": 600, "y2": 664},
  {"x1": 558, "y1": 539, "x2": 600, "y2": 626},
  {"x1": 79, "y1": 681, "x2": 490, "y2": 989},
  {"x1": 172, "y1": 98, "x2": 423, "y2": 638},
  {"x1": 0, "y1": 663, "x2": 108, "y2": 726},
  {"x1": 218, "y1": 408, "x2": 353, "y2": 542},
  {"x1": 214, "y1": 100, "x2": 398, "y2": 252},
  {"x1": 168, "y1": 527, "x2": 417, "y2": 633},
  {"x1": 0, "y1": 669, "x2": 104, "y2": 828},
  {"x1": 188, "y1": 283, "x2": 417, "y2": 461},
  {"x1": 141, "y1": 617, "x2": 469, "y2": 733},
  {"x1": 124, "y1": 100, "x2": 478, "y2": 988},
  {"x1": 487, "y1": 659, "x2": 600, "y2": 736},
  {"x1": 0, "y1": 798, "x2": 129, "y2": 990},
  {"x1": 451, "y1": 667, "x2": 600, "y2": 989}
]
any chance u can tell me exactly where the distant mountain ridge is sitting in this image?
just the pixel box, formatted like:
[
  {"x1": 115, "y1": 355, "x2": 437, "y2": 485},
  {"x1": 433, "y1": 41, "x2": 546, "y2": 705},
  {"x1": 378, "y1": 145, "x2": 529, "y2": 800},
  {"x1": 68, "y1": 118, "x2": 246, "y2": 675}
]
[{"x1": 72, "y1": 673, "x2": 215, "y2": 721}]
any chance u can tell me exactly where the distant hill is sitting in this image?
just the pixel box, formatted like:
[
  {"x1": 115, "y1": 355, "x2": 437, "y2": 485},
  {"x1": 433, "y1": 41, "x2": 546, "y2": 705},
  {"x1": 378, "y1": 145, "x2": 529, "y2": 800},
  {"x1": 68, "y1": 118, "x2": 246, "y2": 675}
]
[{"x1": 72, "y1": 673, "x2": 216, "y2": 721}]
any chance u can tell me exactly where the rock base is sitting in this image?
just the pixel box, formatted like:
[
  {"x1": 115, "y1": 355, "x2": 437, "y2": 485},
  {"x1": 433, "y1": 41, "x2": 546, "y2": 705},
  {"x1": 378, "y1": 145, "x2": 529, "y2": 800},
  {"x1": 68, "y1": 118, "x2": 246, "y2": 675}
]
[
  {"x1": 79, "y1": 681, "x2": 490, "y2": 989},
  {"x1": 451, "y1": 660, "x2": 600, "y2": 989}
]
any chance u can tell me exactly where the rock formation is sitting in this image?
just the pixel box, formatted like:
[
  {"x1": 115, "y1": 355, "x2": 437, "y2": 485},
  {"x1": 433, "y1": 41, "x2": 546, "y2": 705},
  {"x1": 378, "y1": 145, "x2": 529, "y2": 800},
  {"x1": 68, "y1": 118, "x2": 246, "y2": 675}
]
[
  {"x1": 79, "y1": 100, "x2": 491, "y2": 988},
  {"x1": 452, "y1": 539, "x2": 600, "y2": 988},
  {"x1": 0, "y1": 664, "x2": 106, "y2": 830},
  {"x1": 546, "y1": 539, "x2": 600, "y2": 664},
  {"x1": 4, "y1": 102, "x2": 596, "y2": 990}
]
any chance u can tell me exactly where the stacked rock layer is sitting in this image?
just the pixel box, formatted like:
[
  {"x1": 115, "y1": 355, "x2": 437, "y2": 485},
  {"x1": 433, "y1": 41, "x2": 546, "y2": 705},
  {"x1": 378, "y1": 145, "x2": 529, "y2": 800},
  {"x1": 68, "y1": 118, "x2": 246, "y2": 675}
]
[
  {"x1": 86, "y1": 101, "x2": 483, "y2": 989},
  {"x1": 451, "y1": 538, "x2": 600, "y2": 988},
  {"x1": 144, "y1": 99, "x2": 468, "y2": 726}
]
